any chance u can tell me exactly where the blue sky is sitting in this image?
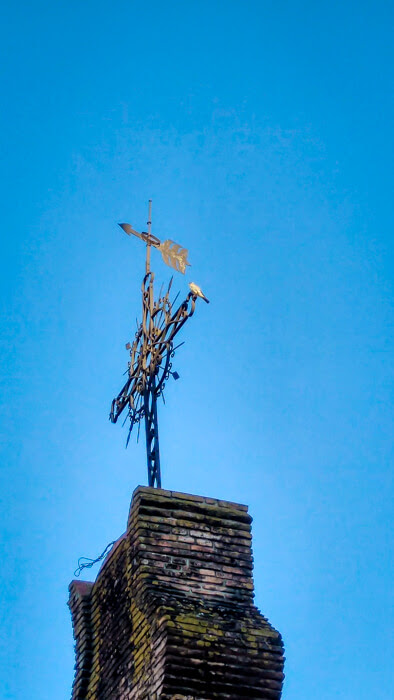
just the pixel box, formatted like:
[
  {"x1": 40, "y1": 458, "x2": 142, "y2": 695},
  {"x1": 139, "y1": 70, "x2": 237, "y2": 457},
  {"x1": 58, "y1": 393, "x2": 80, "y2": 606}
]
[{"x1": 0, "y1": 1, "x2": 393, "y2": 698}]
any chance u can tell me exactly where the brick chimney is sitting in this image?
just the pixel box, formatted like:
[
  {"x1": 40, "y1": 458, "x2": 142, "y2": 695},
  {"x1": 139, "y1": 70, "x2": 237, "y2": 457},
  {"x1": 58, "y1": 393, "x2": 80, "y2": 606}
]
[{"x1": 69, "y1": 487, "x2": 285, "y2": 699}]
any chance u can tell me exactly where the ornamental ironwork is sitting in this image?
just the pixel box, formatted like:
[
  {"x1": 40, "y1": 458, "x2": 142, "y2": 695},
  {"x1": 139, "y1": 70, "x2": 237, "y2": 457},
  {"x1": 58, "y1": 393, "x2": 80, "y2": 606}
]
[{"x1": 110, "y1": 201, "x2": 209, "y2": 488}]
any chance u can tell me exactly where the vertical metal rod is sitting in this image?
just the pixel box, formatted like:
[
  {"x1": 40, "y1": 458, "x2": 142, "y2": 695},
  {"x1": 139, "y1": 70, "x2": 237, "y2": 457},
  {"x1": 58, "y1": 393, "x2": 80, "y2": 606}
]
[
  {"x1": 144, "y1": 376, "x2": 161, "y2": 488},
  {"x1": 151, "y1": 383, "x2": 161, "y2": 488},
  {"x1": 146, "y1": 199, "x2": 152, "y2": 275}
]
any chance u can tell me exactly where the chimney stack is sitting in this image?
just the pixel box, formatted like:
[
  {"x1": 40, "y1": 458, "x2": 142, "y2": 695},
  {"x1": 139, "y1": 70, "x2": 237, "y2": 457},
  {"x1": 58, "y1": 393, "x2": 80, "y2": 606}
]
[{"x1": 69, "y1": 487, "x2": 285, "y2": 699}]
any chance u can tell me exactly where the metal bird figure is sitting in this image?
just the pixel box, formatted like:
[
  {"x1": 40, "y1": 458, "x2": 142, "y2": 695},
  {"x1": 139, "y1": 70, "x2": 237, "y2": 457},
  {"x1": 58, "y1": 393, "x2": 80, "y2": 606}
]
[{"x1": 189, "y1": 282, "x2": 209, "y2": 304}]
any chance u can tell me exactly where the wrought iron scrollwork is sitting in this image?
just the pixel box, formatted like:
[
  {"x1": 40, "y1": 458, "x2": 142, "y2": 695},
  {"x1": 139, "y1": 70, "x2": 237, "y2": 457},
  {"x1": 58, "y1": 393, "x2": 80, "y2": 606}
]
[
  {"x1": 110, "y1": 252, "x2": 196, "y2": 486},
  {"x1": 110, "y1": 201, "x2": 205, "y2": 488}
]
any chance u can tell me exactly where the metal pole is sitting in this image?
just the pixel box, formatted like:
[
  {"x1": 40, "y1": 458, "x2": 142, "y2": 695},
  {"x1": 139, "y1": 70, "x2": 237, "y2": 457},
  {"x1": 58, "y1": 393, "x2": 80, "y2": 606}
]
[
  {"x1": 146, "y1": 199, "x2": 152, "y2": 275},
  {"x1": 144, "y1": 376, "x2": 161, "y2": 488}
]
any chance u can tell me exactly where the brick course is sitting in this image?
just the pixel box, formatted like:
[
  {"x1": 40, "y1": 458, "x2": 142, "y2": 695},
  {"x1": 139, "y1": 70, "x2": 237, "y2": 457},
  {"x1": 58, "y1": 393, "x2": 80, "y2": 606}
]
[{"x1": 69, "y1": 487, "x2": 284, "y2": 699}]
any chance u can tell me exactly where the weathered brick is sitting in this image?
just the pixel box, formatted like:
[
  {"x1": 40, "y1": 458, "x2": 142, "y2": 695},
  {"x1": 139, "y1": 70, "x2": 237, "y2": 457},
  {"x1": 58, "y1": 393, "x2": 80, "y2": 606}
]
[{"x1": 69, "y1": 487, "x2": 284, "y2": 699}]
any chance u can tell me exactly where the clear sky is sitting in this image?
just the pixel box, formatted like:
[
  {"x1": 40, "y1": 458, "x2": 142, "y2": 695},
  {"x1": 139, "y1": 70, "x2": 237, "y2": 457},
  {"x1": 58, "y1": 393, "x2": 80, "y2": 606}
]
[{"x1": 0, "y1": 1, "x2": 393, "y2": 698}]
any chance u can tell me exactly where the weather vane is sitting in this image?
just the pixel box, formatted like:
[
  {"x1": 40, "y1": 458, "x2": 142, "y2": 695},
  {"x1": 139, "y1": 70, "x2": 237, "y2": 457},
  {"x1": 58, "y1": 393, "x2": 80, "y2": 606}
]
[{"x1": 110, "y1": 200, "x2": 209, "y2": 488}]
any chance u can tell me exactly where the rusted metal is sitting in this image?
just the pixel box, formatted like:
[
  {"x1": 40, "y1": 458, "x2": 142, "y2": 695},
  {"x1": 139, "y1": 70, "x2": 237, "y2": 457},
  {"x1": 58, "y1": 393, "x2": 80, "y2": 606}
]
[
  {"x1": 110, "y1": 201, "x2": 205, "y2": 488},
  {"x1": 119, "y1": 216, "x2": 190, "y2": 275}
]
